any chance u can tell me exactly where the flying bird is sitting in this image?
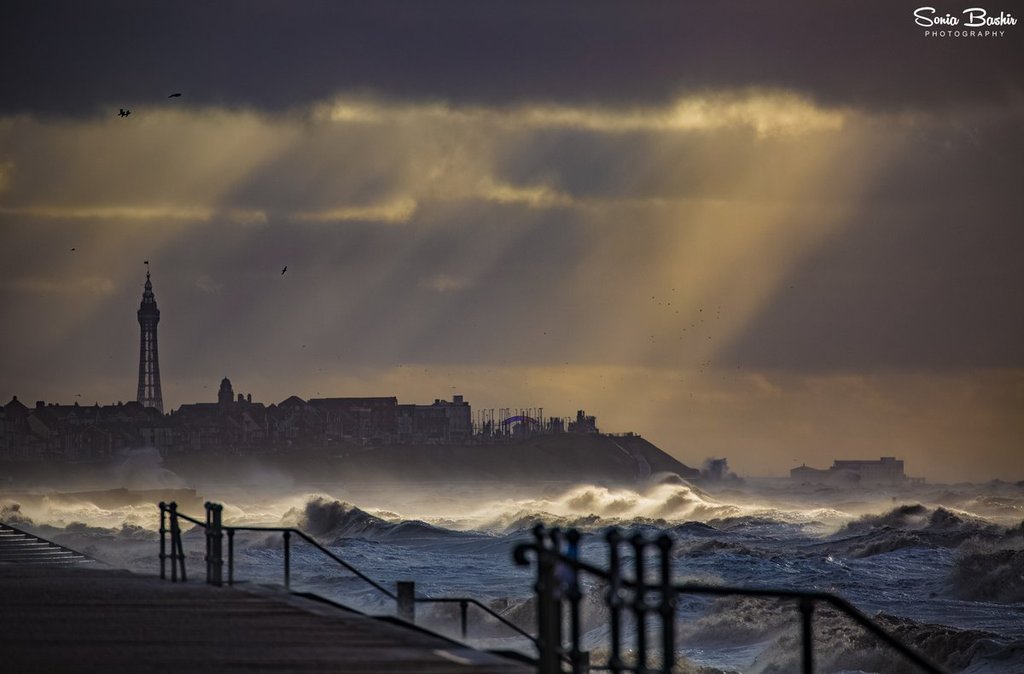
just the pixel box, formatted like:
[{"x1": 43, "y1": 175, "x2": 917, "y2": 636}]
[
  {"x1": 281, "y1": 266, "x2": 288, "y2": 275},
  {"x1": 70, "y1": 247, "x2": 76, "y2": 252},
  {"x1": 168, "y1": 93, "x2": 182, "y2": 98},
  {"x1": 118, "y1": 108, "x2": 131, "y2": 117}
]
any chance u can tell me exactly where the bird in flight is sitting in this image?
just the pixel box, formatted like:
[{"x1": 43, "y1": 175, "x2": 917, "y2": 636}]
[
  {"x1": 168, "y1": 93, "x2": 182, "y2": 98},
  {"x1": 70, "y1": 247, "x2": 76, "y2": 252},
  {"x1": 118, "y1": 108, "x2": 131, "y2": 117},
  {"x1": 281, "y1": 266, "x2": 288, "y2": 275}
]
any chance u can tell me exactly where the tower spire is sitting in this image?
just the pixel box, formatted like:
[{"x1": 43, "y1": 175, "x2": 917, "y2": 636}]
[{"x1": 136, "y1": 265, "x2": 163, "y2": 413}]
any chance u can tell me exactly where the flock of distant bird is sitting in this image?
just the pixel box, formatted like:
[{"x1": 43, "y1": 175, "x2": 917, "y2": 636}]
[
  {"x1": 117, "y1": 92, "x2": 182, "y2": 118},
  {"x1": 110, "y1": 92, "x2": 292, "y2": 277}
]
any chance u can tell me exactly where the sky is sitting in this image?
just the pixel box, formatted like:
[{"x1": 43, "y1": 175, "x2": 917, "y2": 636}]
[{"x1": 1, "y1": 1, "x2": 1022, "y2": 482}]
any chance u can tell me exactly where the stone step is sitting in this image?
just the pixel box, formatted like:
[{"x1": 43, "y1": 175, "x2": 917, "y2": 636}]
[
  {"x1": 0, "y1": 524, "x2": 94, "y2": 567},
  {"x1": 0, "y1": 546, "x2": 86, "y2": 556}
]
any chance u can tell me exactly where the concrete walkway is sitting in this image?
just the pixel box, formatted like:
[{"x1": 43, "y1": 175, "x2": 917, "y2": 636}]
[{"x1": 0, "y1": 565, "x2": 533, "y2": 673}]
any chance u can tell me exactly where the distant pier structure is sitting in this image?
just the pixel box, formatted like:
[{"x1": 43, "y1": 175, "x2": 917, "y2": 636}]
[{"x1": 136, "y1": 268, "x2": 163, "y2": 413}]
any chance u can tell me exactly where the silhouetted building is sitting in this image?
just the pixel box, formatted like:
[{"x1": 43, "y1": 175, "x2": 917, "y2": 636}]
[
  {"x1": 0, "y1": 396, "x2": 170, "y2": 460},
  {"x1": 568, "y1": 410, "x2": 598, "y2": 434},
  {"x1": 136, "y1": 270, "x2": 163, "y2": 413},
  {"x1": 791, "y1": 457, "x2": 907, "y2": 484},
  {"x1": 308, "y1": 396, "x2": 398, "y2": 444},
  {"x1": 3, "y1": 379, "x2": 614, "y2": 460},
  {"x1": 832, "y1": 457, "x2": 905, "y2": 483},
  {"x1": 173, "y1": 377, "x2": 269, "y2": 453},
  {"x1": 396, "y1": 395, "x2": 472, "y2": 444},
  {"x1": 217, "y1": 377, "x2": 234, "y2": 407}
]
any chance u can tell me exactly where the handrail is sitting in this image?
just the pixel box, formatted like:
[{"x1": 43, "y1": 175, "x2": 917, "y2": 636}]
[
  {"x1": 157, "y1": 501, "x2": 534, "y2": 651},
  {"x1": 225, "y1": 525, "x2": 398, "y2": 600},
  {"x1": 514, "y1": 525, "x2": 949, "y2": 674},
  {"x1": 414, "y1": 596, "x2": 538, "y2": 644},
  {"x1": 676, "y1": 583, "x2": 941, "y2": 673},
  {"x1": 158, "y1": 503, "x2": 943, "y2": 674}
]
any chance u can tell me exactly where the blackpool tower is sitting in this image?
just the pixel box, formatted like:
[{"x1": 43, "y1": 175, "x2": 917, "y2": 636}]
[{"x1": 136, "y1": 267, "x2": 163, "y2": 412}]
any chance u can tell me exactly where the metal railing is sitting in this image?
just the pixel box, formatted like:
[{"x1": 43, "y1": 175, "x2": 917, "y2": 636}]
[
  {"x1": 159, "y1": 503, "x2": 949, "y2": 674},
  {"x1": 158, "y1": 501, "x2": 537, "y2": 647},
  {"x1": 514, "y1": 525, "x2": 949, "y2": 674}
]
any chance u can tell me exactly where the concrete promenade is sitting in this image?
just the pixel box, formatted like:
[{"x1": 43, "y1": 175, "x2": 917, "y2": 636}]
[{"x1": 0, "y1": 565, "x2": 532, "y2": 673}]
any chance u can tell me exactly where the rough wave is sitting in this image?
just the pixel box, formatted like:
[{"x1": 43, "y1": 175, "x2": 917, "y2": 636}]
[
  {"x1": 949, "y1": 546, "x2": 1024, "y2": 604},
  {"x1": 286, "y1": 496, "x2": 476, "y2": 544},
  {"x1": 679, "y1": 596, "x2": 1024, "y2": 673},
  {"x1": 467, "y1": 483, "x2": 756, "y2": 536},
  {"x1": 827, "y1": 505, "x2": 1012, "y2": 558}
]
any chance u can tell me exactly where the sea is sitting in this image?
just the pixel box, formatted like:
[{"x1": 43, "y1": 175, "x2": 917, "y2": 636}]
[{"x1": 3, "y1": 453, "x2": 1023, "y2": 674}]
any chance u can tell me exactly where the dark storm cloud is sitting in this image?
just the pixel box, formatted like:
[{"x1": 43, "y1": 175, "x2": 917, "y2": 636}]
[
  {"x1": 725, "y1": 213, "x2": 1024, "y2": 370},
  {"x1": 2, "y1": 0, "x2": 1022, "y2": 117},
  {"x1": 722, "y1": 110, "x2": 1024, "y2": 371}
]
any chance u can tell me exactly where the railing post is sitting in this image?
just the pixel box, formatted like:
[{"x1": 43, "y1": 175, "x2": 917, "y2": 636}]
[
  {"x1": 799, "y1": 598, "x2": 815, "y2": 674},
  {"x1": 211, "y1": 504, "x2": 223, "y2": 586},
  {"x1": 567, "y1": 529, "x2": 586, "y2": 674},
  {"x1": 460, "y1": 600, "x2": 468, "y2": 639},
  {"x1": 656, "y1": 534, "x2": 676, "y2": 674},
  {"x1": 283, "y1": 530, "x2": 291, "y2": 590},
  {"x1": 606, "y1": 528, "x2": 624, "y2": 674},
  {"x1": 204, "y1": 502, "x2": 212, "y2": 584},
  {"x1": 169, "y1": 502, "x2": 186, "y2": 582},
  {"x1": 227, "y1": 528, "x2": 235, "y2": 586},
  {"x1": 535, "y1": 525, "x2": 563, "y2": 674},
  {"x1": 397, "y1": 581, "x2": 416, "y2": 622},
  {"x1": 631, "y1": 533, "x2": 648, "y2": 672},
  {"x1": 158, "y1": 502, "x2": 166, "y2": 580}
]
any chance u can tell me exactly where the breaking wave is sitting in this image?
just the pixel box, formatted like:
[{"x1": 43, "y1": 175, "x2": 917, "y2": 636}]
[
  {"x1": 473, "y1": 483, "x2": 747, "y2": 533},
  {"x1": 0, "y1": 502, "x2": 33, "y2": 527},
  {"x1": 827, "y1": 504, "x2": 1012, "y2": 558},
  {"x1": 285, "y1": 496, "x2": 479, "y2": 544}
]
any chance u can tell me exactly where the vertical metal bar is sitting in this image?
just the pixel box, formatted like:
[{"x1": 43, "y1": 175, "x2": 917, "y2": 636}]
[
  {"x1": 176, "y1": 509, "x2": 187, "y2": 583},
  {"x1": 631, "y1": 533, "x2": 647, "y2": 673},
  {"x1": 534, "y1": 525, "x2": 561, "y2": 674},
  {"x1": 460, "y1": 600, "x2": 468, "y2": 639},
  {"x1": 656, "y1": 534, "x2": 675, "y2": 674},
  {"x1": 212, "y1": 504, "x2": 223, "y2": 586},
  {"x1": 158, "y1": 502, "x2": 166, "y2": 580},
  {"x1": 397, "y1": 581, "x2": 416, "y2": 622},
  {"x1": 567, "y1": 529, "x2": 584, "y2": 674},
  {"x1": 227, "y1": 528, "x2": 234, "y2": 586},
  {"x1": 606, "y1": 529, "x2": 623, "y2": 674},
  {"x1": 283, "y1": 530, "x2": 291, "y2": 590},
  {"x1": 549, "y1": 528, "x2": 565, "y2": 669},
  {"x1": 169, "y1": 502, "x2": 179, "y2": 582},
  {"x1": 204, "y1": 502, "x2": 212, "y2": 584},
  {"x1": 172, "y1": 502, "x2": 187, "y2": 583},
  {"x1": 799, "y1": 599, "x2": 815, "y2": 674}
]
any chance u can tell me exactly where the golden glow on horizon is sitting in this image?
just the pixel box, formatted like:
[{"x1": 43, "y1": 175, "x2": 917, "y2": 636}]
[
  {"x1": 319, "y1": 90, "x2": 848, "y2": 137},
  {"x1": 293, "y1": 198, "x2": 418, "y2": 224}
]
